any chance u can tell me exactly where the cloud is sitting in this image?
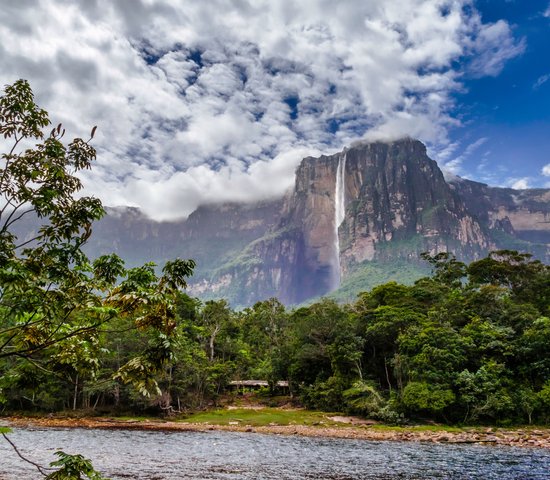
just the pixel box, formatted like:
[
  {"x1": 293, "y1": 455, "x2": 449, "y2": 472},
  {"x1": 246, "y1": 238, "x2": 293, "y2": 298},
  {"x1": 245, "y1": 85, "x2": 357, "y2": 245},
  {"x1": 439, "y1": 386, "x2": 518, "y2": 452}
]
[
  {"x1": 83, "y1": 147, "x2": 317, "y2": 219},
  {"x1": 510, "y1": 177, "x2": 530, "y2": 189},
  {"x1": 544, "y1": 3, "x2": 550, "y2": 18},
  {"x1": 467, "y1": 20, "x2": 525, "y2": 77},
  {"x1": 534, "y1": 73, "x2": 550, "y2": 90},
  {"x1": 440, "y1": 136, "x2": 488, "y2": 175},
  {"x1": 542, "y1": 164, "x2": 550, "y2": 176},
  {"x1": 0, "y1": 0, "x2": 526, "y2": 219},
  {"x1": 464, "y1": 137, "x2": 489, "y2": 156}
]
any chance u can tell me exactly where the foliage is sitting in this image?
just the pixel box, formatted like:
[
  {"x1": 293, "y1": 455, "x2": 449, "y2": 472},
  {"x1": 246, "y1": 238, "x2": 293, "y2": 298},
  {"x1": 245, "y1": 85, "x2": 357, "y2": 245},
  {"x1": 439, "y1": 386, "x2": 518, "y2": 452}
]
[
  {"x1": 343, "y1": 380, "x2": 385, "y2": 416},
  {"x1": 0, "y1": 80, "x2": 194, "y2": 477},
  {"x1": 1, "y1": 79, "x2": 549, "y2": 435},
  {"x1": 402, "y1": 381, "x2": 455, "y2": 414},
  {"x1": 0, "y1": 78, "x2": 197, "y2": 393},
  {"x1": 3, "y1": 244, "x2": 549, "y2": 427},
  {"x1": 2, "y1": 262, "x2": 548, "y2": 428},
  {"x1": 46, "y1": 451, "x2": 107, "y2": 480}
]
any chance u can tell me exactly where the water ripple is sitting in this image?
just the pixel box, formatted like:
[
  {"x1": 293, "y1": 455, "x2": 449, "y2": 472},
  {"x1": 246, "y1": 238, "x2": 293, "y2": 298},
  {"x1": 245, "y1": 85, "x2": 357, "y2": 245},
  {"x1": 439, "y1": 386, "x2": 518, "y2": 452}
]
[{"x1": 0, "y1": 428, "x2": 549, "y2": 479}]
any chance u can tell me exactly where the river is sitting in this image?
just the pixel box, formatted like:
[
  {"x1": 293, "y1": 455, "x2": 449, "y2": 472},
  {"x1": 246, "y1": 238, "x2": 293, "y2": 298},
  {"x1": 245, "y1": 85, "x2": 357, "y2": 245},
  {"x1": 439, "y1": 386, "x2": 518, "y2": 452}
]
[{"x1": 1, "y1": 427, "x2": 549, "y2": 479}]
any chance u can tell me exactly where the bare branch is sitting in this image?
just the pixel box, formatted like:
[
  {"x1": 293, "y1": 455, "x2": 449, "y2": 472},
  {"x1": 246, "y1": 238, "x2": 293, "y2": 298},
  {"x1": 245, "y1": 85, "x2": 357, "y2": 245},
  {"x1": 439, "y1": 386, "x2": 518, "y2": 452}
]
[{"x1": 1, "y1": 433, "x2": 53, "y2": 476}]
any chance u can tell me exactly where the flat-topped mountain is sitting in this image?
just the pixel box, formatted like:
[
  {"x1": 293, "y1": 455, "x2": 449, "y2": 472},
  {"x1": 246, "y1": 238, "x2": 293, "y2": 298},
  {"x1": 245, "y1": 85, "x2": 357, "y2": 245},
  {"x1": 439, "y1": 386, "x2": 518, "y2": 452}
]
[{"x1": 79, "y1": 139, "x2": 550, "y2": 306}]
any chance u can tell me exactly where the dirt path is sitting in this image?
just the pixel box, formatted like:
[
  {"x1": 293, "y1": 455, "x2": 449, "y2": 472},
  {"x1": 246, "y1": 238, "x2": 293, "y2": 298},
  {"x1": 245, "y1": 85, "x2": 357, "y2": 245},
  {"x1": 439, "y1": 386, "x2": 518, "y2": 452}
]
[{"x1": 4, "y1": 416, "x2": 550, "y2": 448}]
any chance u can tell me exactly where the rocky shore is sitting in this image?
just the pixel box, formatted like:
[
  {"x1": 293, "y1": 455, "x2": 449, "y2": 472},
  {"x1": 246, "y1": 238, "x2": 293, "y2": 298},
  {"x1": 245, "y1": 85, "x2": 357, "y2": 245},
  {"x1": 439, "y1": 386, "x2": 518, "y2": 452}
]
[{"x1": 4, "y1": 416, "x2": 550, "y2": 449}]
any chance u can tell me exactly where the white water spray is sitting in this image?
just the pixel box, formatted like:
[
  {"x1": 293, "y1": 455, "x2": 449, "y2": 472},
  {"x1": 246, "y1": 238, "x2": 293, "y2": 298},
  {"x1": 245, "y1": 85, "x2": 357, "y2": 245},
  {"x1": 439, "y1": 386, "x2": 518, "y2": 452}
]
[{"x1": 333, "y1": 152, "x2": 346, "y2": 288}]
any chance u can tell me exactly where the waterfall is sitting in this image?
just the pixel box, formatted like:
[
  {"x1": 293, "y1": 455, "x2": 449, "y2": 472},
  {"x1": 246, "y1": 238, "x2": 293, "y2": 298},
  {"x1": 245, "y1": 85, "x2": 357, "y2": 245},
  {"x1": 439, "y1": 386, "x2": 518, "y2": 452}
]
[{"x1": 333, "y1": 152, "x2": 346, "y2": 288}]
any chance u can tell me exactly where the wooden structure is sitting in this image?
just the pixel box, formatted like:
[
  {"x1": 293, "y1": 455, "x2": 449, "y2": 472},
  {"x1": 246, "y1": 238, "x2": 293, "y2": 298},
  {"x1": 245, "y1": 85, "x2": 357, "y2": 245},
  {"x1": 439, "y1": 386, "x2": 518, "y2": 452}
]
[{"x1": 228, "y1": 380, "x2": 290, "y2": 394}]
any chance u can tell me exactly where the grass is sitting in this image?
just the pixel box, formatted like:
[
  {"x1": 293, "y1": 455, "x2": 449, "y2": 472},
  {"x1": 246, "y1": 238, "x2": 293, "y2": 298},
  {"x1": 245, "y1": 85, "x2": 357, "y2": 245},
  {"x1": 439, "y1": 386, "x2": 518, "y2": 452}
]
[
  {"x1": 328, "y1": 259, "x2": 429, "y2": 303},
  {"x1": 178, "y1": 408, "x2": 341, "y2": 427},
  {"x1": 175, "y1": 406, "x2": 511, "y2": 433},
  {"x1": 176, "y1": 409, "x2": 484, "y2": 432}
]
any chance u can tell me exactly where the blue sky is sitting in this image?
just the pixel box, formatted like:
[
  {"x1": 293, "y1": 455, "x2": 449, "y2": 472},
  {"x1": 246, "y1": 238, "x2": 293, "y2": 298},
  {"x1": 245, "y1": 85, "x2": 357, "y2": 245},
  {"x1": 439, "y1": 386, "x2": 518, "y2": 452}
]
[
  {"x1": 447, "y1": 0, "x2": 550, "y2": 188},
  {"x1": 0, "y1": 0, "x2": 548, "y2": 219}
]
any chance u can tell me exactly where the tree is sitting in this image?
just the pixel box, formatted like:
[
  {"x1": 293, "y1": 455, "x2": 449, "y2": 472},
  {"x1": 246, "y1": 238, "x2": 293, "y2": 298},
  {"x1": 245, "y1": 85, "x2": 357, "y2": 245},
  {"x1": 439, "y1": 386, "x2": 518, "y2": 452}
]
[
  {"x1": 240, "y1": 298, "x2": 290, "y2": 390},
  {"x1": 402, "y1": 381, "x2": 455, "y2": 416},
  {"x1": 420, "y1": 251, "x2": 466, "y2": 288},
  {"x1": 287, "y1": 299, "x2": 366, "y2": 410},
  {"x1": 0, "y1": 79, "x2": 194, "y2": 475},
  {"x1": 468, "y1": 250, "x2": 549, "y2": 314},
  {"x1": 455, "y1": 361, "x2": 514, "y2": 422},
  {"x1": 398, "y1": 319, "x2": 469, "y2": 383},
  {"x1": 360, "y1": 305, "x2": 424, "y2": 392}
]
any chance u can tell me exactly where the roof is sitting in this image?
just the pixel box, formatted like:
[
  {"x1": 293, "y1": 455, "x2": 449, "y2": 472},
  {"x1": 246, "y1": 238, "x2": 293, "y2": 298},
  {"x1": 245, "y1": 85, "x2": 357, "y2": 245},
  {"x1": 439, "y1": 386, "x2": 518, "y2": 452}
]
[{"x1": 229, "y1": 380, "x2": 289, "y2": 387}]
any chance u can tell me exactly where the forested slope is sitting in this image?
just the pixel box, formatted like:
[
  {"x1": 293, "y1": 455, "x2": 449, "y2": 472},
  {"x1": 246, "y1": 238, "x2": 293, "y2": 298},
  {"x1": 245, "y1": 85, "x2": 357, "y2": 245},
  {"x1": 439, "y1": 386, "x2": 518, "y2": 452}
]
[{"x1": 3, "y1": 250, "x2": 549, "y2": 425}]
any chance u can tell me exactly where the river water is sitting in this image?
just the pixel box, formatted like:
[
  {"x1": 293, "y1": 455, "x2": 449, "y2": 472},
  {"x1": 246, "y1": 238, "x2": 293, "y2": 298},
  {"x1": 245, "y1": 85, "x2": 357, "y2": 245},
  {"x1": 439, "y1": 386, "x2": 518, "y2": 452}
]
[{"x1": 1, "y1": 427, "x2": 549, "y2": 479}]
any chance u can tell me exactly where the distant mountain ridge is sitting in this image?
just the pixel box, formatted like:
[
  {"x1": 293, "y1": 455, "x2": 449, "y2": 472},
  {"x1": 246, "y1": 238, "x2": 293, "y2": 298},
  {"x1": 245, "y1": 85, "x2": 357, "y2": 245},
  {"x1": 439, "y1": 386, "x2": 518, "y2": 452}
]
[{"x1": 82, "y1": 138, "x2": 549, "y2": 306}]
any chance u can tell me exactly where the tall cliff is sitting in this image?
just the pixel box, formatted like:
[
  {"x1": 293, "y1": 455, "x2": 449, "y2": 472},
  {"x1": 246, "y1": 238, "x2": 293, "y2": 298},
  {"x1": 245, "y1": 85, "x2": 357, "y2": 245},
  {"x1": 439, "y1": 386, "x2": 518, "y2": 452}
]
[
  {"x1": 67, "y1": 139, "x2": 549, "y2": 306},
  {"x1": 216, "y1": 139, "x2": 492, "y2": 304},
  {"x1": 81, "y1": 200, "x2": 283, "y2": 291},
  {"x1": 449, "y1": 179, "x2": 550, "y2": 252}
]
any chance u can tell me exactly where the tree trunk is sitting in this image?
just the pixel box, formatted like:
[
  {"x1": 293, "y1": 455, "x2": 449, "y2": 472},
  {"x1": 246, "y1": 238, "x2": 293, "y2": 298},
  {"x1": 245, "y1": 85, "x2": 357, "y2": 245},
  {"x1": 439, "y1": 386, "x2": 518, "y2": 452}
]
[
  {"x1": 384, "y1": 357, "x2": 392, "y2": 393},
  {"x1": 73, "y1": 374, "x2": 79, "y2": 411},
  {"x1": 209, "y1": 324, "x2": 221, "y2": 362}
]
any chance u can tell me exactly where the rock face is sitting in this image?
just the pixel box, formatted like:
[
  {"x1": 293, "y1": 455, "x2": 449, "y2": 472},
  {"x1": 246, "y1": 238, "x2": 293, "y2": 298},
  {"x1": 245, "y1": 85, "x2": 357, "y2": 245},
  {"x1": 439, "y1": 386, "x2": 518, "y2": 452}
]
[
  {"x1": 334, "y1": 140, "x2": 489, "y2": 270},
  {"x1": 84, "y1": 200, "x2": 283, "y2": 290},
  {"x1": 449, "y1": 180, "x2": 550, "y2": 251},
  {"x1": 79, "y1": 138, "x2": 549, "y2": 306},
  {"x1": 231, "y1": 139, "x2": 491, "y2": 304}
]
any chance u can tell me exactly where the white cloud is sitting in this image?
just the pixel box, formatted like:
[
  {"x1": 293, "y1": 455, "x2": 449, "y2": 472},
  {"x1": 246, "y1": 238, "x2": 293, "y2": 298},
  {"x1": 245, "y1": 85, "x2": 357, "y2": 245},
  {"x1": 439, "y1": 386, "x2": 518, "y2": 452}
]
[
  {"x1": 510, "y1": 177, "x2": 530, "y2": 190},
  {"x1": 544, "y1": 3, "x2": 550, "y2": 18},
  {"x1": 534, "y1": 73, "x2": 550, "y2": 90},
  {"x1": 467, "y1": 20, "x2": 525, "y2": 77},
  {"x1": 542, "y1": 164, "x2": 550, "y2": 176},
  {"x1": 439, "y1": 136, "x2": 489, "y2": 175},
  {"x1": 0, "y1": 0, "x2": 526, "y2": 219},
  {"x1": 464, "y1": 137, "x2": 489, "y2": 156}
]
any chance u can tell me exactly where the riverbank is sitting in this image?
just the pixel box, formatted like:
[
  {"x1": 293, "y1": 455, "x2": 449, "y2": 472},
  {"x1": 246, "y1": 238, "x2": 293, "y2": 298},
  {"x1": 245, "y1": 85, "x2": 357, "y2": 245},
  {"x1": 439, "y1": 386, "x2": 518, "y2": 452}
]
[{"x1": 4, "y1": 412, "x2": 550, "y2": 449}]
